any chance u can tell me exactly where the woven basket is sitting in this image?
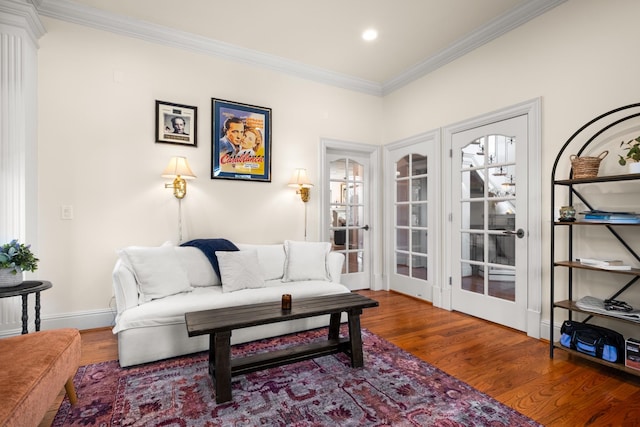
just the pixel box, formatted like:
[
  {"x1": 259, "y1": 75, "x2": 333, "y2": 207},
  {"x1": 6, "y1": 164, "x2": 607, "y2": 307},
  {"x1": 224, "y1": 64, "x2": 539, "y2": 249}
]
[{"x1": 570, "y1": 151, "x2": 608, "y2": 178}]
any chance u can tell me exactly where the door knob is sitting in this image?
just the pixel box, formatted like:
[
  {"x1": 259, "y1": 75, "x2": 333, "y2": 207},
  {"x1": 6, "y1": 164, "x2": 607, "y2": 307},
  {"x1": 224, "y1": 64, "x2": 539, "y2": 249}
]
[{"x1": 502, "y1": 228, "x2": 525, "y2": 238}]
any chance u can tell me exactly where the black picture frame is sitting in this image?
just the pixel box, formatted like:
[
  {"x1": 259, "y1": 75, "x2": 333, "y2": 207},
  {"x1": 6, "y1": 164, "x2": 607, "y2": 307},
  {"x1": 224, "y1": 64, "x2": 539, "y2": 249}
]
[
  {"x1": 155, "y1": 100, "x2": 197, "y2": 147},
  {"x1": 211, "y1": 98, "x2": 272, "y2": 182}
]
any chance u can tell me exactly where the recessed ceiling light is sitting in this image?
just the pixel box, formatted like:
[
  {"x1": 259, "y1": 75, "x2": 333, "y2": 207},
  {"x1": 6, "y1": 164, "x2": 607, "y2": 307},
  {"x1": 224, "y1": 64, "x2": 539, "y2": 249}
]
[{"x1": 362, "y1": 29, "x2": 378, "y2": 41}]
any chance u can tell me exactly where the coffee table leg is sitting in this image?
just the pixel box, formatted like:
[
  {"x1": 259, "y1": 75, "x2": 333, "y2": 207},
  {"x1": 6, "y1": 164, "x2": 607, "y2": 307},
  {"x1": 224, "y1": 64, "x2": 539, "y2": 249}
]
[
  {"x1": 328, "y1": 312, "x2": 341, "y2": 340},
  {"x1": 213, "y1": 331, "x2": 232, "y2": 403},
  {"x1": 208, "y1": 335, "x2": 216, "y2": 376},
  {"x1": 347, "y1": 308, "x2": 364, "y2": 368}
]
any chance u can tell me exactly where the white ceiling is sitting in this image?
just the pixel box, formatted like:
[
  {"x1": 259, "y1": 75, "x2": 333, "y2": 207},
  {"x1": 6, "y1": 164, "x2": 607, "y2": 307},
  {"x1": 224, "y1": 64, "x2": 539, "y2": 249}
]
[{"x1": 35, "y1": 0, "x2": 565, "y2": 95}]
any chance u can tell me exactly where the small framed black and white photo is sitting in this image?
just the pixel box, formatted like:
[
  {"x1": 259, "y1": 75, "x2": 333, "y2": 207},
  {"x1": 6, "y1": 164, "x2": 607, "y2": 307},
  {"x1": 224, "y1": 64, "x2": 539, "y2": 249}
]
[{"x1": 155, "y1": 100, "x2": 197, "y2": 147}]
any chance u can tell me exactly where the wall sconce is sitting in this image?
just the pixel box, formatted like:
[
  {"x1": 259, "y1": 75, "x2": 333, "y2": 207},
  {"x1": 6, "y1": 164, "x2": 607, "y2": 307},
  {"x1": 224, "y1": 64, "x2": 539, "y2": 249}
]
[
  {"x1": 288, "y1": 168, "x2": 313, "y2": 202},
  {"x1": 161, "y1": 156, "x2": 196, "y2": 199},
  {"x1": 288, "y1": 168, "x2": 314, "y2": 240}
]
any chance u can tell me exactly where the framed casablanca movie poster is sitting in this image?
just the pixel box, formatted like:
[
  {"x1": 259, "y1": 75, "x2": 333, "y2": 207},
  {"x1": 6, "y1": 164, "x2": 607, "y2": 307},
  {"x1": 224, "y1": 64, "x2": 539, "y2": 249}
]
[
  {"x1": 155, "y1": 100, "x2": 197, "y2": 147},
  {"x1": 211, "y1": 98, "x2": 272, "y2": 182}
]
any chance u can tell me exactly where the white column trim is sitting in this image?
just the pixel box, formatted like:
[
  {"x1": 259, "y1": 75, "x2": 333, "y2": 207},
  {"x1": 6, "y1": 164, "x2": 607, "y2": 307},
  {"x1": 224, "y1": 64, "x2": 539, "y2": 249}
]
[
  {"x1": 0, "y1": 0, "x2": 46, "y2": 47},
  {"x1": 0, "y1": 0, "x2": 44, "y2": 332}
]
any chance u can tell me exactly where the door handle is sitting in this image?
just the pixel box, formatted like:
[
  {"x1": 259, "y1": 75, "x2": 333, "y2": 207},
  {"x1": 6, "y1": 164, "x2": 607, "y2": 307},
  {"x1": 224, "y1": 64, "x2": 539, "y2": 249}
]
[
  {"x1": 502, "y1": 228, "x2": 525, "y2": 238},
  {"x1": 360, "y1": 225, "x2": 370, "y2": 231}
]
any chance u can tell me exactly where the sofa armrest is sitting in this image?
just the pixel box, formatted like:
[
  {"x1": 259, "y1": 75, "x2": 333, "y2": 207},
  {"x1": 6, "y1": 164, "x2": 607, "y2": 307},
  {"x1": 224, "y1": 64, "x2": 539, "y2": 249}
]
[
  {"x1": 112, "y1": 258, "x2": 139, "y2": 314},
  {"x1": 327, "y1": 252, "x2": 345, "y2": 284}
]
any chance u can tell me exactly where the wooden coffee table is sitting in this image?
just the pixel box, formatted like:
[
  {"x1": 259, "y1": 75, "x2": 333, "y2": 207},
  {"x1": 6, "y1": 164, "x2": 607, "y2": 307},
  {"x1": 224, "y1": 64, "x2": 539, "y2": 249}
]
[{"x1": 185, "y1": 293, "x2": 378, "y2": 403}]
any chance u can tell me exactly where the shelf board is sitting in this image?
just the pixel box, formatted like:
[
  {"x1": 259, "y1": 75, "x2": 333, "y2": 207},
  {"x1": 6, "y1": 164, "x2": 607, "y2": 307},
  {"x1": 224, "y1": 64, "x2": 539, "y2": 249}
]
[
  {"x1": 554, "y1": 173, "x2": 640, "y2": 186},
  {"x1": 554, "y1": 221, "x2": 640, "y2": 226},
  {"x1": 554, "y1": 299, "x2": 640, "y2": 325},
  {"x1": 552, "y1": 343, "x2": 640, "y2": 376},
  {"x1": 554, "y1": 261, "x2": 640, "y2": 276}
]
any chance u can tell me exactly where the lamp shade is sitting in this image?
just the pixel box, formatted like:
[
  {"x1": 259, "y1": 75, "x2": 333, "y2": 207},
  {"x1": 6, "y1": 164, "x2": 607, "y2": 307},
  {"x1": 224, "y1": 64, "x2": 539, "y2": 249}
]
[
  {"x1": 161, "y1": 156, "x2": 196, "y2": 179},
  {"x1": 288, "y1": 168, "x2": 313, "y2": 188}
]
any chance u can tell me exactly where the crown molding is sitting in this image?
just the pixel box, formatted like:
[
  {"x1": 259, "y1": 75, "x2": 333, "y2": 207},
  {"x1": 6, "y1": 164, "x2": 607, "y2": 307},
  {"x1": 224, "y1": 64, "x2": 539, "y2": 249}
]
[
  {"x1": 34, "y1": 0, "x2": 383, "y2": 96},
  {"x1": 381, "y1": 0, "x2": 567, "y2": 95},
  {"x1": 35, "y1": 0, "x2": 565, "y2": 97},
  {"x1": 0, "y1": 0, "x2": 46, "y2": 46}
]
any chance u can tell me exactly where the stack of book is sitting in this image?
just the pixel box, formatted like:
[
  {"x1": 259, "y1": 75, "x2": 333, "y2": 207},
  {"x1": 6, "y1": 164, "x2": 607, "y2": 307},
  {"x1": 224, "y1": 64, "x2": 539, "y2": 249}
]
[
  {"x1": 577, "y1": 258, "x2": 632, "y2": 270},
  {"x1": 580, "y1": 210, "x2": 640, "y2": 224}
]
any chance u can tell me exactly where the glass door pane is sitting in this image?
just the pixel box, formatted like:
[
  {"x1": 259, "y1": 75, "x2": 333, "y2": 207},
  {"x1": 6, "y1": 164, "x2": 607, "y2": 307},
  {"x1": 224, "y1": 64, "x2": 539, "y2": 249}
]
[
  {"x1": 329, "y1": 158, "x2": 365, "y2": 274},
  {"x1": 394, "y1": 154, "x2": 428, "y2": 281},
  {"x1": 459, "y1": 134, "x2": 516, "y2": 301}
]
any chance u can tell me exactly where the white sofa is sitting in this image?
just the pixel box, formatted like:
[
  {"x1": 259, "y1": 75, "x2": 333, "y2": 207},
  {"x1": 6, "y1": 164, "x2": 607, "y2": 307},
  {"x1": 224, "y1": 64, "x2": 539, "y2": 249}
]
[{"x1": 112, "y1": 240, "x2": 349, "y2": 367}]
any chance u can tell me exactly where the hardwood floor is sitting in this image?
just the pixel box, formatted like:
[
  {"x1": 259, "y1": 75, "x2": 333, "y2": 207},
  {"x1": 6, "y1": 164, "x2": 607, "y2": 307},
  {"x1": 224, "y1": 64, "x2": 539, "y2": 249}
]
[{"x1": 41, "y1": 290, "x2": 640, "y2": 426}]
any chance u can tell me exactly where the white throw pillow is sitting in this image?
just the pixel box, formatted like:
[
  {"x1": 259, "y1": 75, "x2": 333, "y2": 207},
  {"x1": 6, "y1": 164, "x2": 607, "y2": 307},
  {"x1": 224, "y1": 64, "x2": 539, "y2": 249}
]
[
  {"x1": 118, "y1": 246, "x2": 193, "y2": 302},
  {"x1": 216, "y1": 250, "x2": 265, "y2": 292},
  {"x1": 283, "y1": 240, "x2": 331, "y2": 282},
  {"x1": 174, "y1": 246, "x2": 221, "y2": 286},
  {"x1": 236, "y1": 243, "x2": 285, "y2": 281}
]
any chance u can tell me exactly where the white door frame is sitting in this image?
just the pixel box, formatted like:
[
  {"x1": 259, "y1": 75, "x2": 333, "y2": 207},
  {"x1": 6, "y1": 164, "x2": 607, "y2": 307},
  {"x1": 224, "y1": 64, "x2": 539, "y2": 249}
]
[
  {"x1": 442, "y1": 98, "x2": 542, "y2": 338},
  {"x1": 320, "y1": 138, "x2": 383, "y2": 291}
]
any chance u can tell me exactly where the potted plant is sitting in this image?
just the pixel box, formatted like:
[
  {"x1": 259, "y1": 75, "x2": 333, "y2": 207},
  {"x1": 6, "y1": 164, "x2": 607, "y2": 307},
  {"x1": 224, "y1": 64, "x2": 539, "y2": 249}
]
[
  {"x1": 618, "y1": 136, "x2": 640, "y2": 173},
  {"x1": 0, "y1": 240, "x2": 39, "y2": 287}
]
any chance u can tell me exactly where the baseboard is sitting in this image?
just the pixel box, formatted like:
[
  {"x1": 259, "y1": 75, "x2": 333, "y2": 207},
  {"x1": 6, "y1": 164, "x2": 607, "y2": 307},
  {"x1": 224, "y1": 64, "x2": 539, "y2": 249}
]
[
  {"x1": 46, "y1": 308, "x2": 116, "y2": 330},
  {"x1": 0, "y1": 308, "x2": 116, "y2": 337},
  {"x1": 540, "y1": 319, "x2": 562, "y2": 342}
]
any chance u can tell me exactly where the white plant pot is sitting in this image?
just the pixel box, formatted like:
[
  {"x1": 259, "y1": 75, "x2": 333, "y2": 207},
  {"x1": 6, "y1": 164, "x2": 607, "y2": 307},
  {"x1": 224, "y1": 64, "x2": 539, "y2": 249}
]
[
  {"x1": 0, "y1": 267, "x2": 23, "y2": 287},
  {"x1": 629, "y1": 162, "x2": 640, "y2": 174}
]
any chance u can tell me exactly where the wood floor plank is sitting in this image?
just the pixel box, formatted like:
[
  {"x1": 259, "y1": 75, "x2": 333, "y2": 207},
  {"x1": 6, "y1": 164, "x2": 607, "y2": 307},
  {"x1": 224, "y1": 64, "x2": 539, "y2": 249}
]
[{"x1": 40, "y1": 289, "x2": 640, "y2": 426}]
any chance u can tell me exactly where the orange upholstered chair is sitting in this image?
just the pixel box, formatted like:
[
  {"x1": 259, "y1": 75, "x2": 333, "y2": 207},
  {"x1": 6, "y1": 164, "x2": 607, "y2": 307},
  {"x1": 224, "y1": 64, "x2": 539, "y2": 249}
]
[{"x1": 0, "y1": 328, "x2": 81, "y2": 427}]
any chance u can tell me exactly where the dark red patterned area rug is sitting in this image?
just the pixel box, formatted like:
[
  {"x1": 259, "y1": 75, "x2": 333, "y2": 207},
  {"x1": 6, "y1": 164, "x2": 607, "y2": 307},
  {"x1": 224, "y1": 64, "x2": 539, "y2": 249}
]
[{"x1": 53, "y1": 328, "x2": 541, "y2": 426}]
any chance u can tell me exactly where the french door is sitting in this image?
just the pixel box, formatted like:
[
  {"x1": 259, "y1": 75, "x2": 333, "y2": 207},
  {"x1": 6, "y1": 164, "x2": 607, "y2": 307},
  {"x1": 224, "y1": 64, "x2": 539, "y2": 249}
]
[
  {"x1": 385, "y1": 132, "x2": 439, "y2": 301},
  {"x1": 449, "y1": 114, "x2": 529, "y2": 331},
  {"x1": 324, "y1": 147, "x2": 375, "y2": 291}
]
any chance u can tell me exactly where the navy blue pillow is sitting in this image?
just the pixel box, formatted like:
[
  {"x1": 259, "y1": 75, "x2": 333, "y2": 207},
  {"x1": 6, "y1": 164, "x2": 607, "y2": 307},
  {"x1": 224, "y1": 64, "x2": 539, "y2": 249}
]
[{"x1": 180, "y1": 238, "x2": 239, "y2": 278}]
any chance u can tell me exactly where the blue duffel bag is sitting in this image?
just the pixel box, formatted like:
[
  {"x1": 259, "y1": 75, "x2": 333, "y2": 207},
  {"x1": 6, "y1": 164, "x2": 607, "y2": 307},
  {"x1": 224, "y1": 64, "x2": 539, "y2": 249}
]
[{"x1": 560, "y1": 320, "x2": 625, "y2": 363}]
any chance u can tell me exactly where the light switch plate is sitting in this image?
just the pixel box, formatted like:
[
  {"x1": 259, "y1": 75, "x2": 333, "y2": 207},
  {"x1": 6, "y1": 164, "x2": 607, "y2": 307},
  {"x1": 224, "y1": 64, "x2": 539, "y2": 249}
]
[{"x1": 61, "y1": 205, "x2": 74, "y2": 220}]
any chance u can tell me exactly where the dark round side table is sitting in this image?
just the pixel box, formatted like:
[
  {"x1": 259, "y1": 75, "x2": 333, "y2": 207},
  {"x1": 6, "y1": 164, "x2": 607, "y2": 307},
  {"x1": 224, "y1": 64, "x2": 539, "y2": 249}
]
[{"x1": 0, "y1": 280, "x2": 52, "y2": 334}]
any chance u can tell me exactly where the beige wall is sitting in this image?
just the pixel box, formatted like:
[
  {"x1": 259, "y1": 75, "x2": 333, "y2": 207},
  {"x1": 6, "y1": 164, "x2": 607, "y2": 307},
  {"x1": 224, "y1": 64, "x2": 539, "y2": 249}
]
[
  {"x1": 36, "y1": 17, "x2": 383, "y2": 320},
  {"x1": 33, "y1": 0, "x2": 640, "y2": 330},
  {"x1": 382, "y1": 0, "x2": 640, "y2": 330},
  {"x1": 384, "y1": 0, "x2": 640, "y2": 140}
]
